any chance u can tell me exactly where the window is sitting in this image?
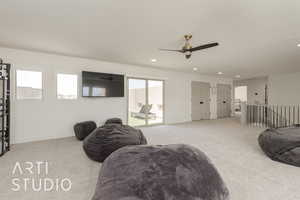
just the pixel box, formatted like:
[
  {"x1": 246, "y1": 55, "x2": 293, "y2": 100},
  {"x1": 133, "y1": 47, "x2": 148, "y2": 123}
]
[
  {"x1": 128, "y1": 78, "x2": 164, "y2": 126},
  {"x1": 57, "y1": 74, "x2": 78, "y2": 99},
  {"x1": 234, "y1": 86, "x2": 247, "y2": 102},
  {"x1": 16, "y1": 70, "x2": 43, "y2": 100},
  {"x1": 234, "y1": 86, "x2": 247, "y2": 113}
]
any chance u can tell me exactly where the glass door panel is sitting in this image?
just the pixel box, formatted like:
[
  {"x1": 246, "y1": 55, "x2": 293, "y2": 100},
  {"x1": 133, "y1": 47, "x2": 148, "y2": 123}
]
[
  {"x1": 128, "y1": 79, "x2": 147, "y2": 126},
  {"x1": 148, "y1": 80, "x2": 164, "y2": 125}
]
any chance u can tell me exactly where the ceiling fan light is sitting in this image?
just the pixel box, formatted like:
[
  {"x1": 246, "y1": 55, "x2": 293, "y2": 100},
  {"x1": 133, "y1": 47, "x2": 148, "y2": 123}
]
[
  {"x1": 185, "y1": 51, "x2": 192, "y2": 59},
  {"x1": 185, "y1": 51, "x2": 192, "y2": 56}
]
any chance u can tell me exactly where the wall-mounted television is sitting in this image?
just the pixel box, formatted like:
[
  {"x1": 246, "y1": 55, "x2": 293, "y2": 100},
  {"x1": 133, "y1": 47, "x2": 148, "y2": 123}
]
[{"x1": 82, "y1": 71, "x2": 124, "y2": 97}]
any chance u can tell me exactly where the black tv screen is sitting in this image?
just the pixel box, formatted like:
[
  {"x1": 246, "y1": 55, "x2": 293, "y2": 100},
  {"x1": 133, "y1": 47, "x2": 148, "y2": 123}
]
[{"x1": 82, "y1": 71, "x2": 124, "y2": 97}]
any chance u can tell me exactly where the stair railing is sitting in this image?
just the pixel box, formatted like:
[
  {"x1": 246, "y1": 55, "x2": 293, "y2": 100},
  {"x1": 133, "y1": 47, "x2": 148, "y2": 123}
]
[{"x1": 244, "y1": 104, "x2": 300, "y2": 128}]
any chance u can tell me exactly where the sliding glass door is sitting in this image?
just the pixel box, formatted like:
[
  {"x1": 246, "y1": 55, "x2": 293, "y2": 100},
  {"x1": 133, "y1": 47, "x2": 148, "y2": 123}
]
[
  {"x1": 128, "y1": 78, "x2": 164, "y2": 126},
  {"x1": 148, "y1": 80, "x2": 164, "y2": 125},
  {"x1": 128, "y1": 79, "x2": 147, "y2": 126}
]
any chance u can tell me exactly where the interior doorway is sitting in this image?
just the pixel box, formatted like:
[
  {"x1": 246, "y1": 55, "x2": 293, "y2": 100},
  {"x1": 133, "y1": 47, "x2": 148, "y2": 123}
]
[
  {"x1": 191, "y1": 81, "x2": 211, "y2": 120},
  {"x1": 127, "y1": 78, "x2": 164, "y2": 126},
  {"x1": 217, "y1": 84, "x2": 232, "y2": 118},
  {"x1": 234, "y1": 86, "x2": 247, "y2": 113}
]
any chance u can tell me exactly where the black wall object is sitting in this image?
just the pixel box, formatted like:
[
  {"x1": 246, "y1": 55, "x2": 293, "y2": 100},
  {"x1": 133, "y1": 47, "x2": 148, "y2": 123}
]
[
  {"x1": 0, "y1": 59, "x2": 10, "y2": 157},
  {"x1": 82, "y1": 71, "x2": 124, "y2": 97}
]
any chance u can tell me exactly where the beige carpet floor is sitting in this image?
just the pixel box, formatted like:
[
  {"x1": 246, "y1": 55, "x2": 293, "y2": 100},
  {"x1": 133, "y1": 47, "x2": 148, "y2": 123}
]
[{"x1": 1, "y1": 118, "x2": 300, "y2": 200}]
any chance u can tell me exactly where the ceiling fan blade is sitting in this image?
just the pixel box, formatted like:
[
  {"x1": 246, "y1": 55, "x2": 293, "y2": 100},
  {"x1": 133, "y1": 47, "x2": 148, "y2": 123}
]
[
  {"x1": 189, "y1": 43, "x2": 219, "y2": 52},
  {"x1": 159, "y1": 48, "x2": 184, "y2": 53}
]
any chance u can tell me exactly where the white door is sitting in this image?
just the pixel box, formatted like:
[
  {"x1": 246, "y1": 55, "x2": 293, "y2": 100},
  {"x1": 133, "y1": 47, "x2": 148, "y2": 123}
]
[
  {"x1": 217, "y1": 84, "x2": 232, "y2": 118},
  {"x1": 191, "y1": 81, "x2": 210, "y2": 120}
]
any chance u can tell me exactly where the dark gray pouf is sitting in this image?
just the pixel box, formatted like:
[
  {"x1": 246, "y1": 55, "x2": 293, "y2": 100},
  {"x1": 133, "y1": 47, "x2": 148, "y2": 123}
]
[
  {"x1": 258, "y1": 126, "x2": 300, "y2": 167},
  {"x1": 104, "y1": 118, "x2": 123, "y2": 125},
  {"x1": 92, "y1": 144, "x2": 229, "y2": 200},
  {"x1": 73, "y1": 121, "x2": 97, "y2": 141},
  {"x1": 83, "y1": 124, "x2": 147, "y2": 162}
]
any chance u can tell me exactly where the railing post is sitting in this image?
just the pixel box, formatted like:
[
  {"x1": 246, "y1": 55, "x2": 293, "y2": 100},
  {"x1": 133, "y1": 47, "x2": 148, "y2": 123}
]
[{"x1": 241, "y1": 102, "x2": 247, "y2": 125}]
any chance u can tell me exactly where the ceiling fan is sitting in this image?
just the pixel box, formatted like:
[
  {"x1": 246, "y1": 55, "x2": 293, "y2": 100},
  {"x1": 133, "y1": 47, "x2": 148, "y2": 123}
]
[{"x1": 159, "y1": 34, "x2": 219, "y2": 59}]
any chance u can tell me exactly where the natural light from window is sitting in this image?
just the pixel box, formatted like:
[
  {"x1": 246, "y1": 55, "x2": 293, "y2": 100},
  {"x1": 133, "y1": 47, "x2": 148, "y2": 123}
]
[
  {"x1": 235, "y1": 86, "x2": 247, "y2": 102},
  {"x1": 16, "y1": 70, "x2": 42, "y2": 99},
  {"x1": 57, "y1": 74, "x2": 78, "y2": 99}
]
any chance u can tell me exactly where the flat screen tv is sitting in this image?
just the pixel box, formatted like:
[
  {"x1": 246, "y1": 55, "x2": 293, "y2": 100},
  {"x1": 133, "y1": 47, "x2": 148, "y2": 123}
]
[{"x1": 82, "y1": 71, "x2": 124, "y2": 97}]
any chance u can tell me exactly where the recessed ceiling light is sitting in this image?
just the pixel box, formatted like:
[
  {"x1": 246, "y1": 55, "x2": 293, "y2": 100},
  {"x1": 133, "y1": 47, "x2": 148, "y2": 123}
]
[
  {"x1": 193, "y1": 67, "x2": 198, "y2": 71},
  {"x1": 235, "y1": 75, "x2": 241, "y2": 78},
  {"x1": 151, "y1": 59, "x2": 157, "y2": 62},
  {"x1": 217, "y1": 72, "x2": 223, "y2": 75},
  {"x1": 297, "y1": 44, "x2": 300, "y2": 47}
]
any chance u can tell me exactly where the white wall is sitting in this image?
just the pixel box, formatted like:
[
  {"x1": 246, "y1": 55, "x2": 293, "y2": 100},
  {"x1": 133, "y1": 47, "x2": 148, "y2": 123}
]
[
  {"x1": 269, "y1": 72, "x2": 300, "y2": 105},
  {"x1": 234, "y1": 77, "x2": 267, "y2": 105},
  {"x1": 0, "y1": 47, "x2": 232, "y2": 144}
]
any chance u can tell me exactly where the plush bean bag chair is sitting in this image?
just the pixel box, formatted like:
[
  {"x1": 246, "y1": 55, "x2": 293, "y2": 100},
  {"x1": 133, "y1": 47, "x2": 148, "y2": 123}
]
[
  {"x1": 83, "y1": 124, "x2": 147, "y2": 162},
  {"x1": 92, "y1": 144, "x2": 229, "y2": 200},
  {"x1": 73, "y1": 121, "x2": 97, "y2": 141},
  {"x1": 258, "y1": 125, "x2": 300, "y2": 167},
  {"x1": 104, "y1": 118, "x2": 123, "y2": 125}
]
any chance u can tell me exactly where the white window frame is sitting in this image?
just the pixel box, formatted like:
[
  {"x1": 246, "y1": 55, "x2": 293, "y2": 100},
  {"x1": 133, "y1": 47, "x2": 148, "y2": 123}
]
[
  {"x1": 56, "y1": 73, "x2": 78, "y2": 100},
  {"x1": 16, "y1": 69, "x2": 43, "y2": 100}
]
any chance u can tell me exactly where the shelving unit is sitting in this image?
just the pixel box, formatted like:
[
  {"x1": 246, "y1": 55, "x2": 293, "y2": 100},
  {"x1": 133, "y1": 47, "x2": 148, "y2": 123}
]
[{"x1": 0, "y1": 59, "x2": 10, "y2": 157}]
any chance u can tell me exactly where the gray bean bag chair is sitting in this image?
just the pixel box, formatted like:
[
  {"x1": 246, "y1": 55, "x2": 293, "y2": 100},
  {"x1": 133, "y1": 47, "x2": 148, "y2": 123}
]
[
  {"x1": 83, "y1": 124, "x2": 147, "y2": 162},
  {"x1": 92, "y1": 144, "x2": 229, "y2": 200},
  {"x1": 73, "y1": 121, "x2": 97, "y2": 141},
  {"x1": 258, "y1": 125, "x2": 300, "y2": 167},
  {"x1": 104, "y1": 118, "x2": 123, "y2": 125}
]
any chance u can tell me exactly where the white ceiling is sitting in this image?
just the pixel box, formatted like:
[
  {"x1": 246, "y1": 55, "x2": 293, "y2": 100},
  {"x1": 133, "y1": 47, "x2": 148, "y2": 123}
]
[{"x1": 1, "y1": 0, "x2": 300, "y2": 78}]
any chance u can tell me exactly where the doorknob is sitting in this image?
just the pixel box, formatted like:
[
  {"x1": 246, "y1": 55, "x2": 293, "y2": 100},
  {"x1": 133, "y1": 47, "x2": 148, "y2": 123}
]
[
  {"x1": 223, "y1": 101, "x2": 226, "y2": 103},
  {"x1": 200, "y1": 101, "x2": 204, "y2": 104}
]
